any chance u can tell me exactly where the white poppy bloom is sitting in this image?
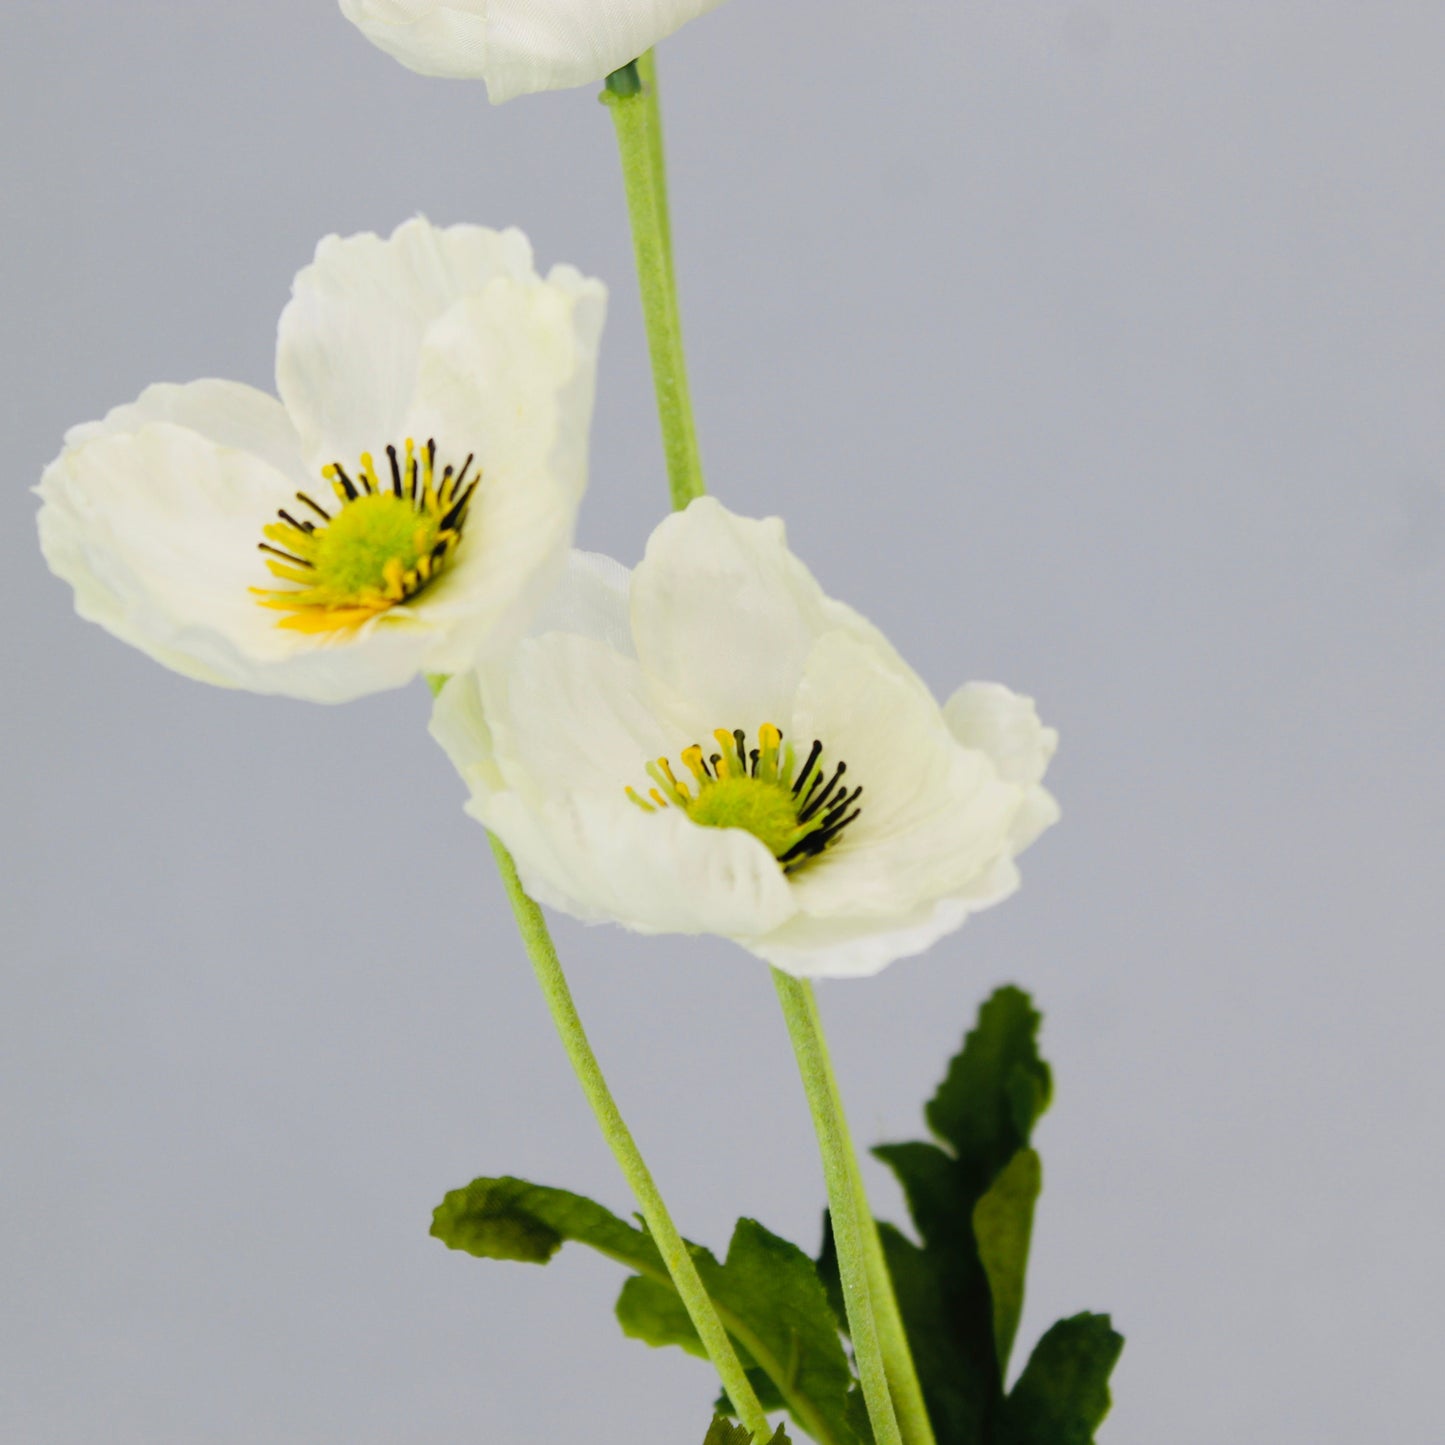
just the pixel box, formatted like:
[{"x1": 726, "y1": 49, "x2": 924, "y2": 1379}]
[
  {"x1": 431, "y1": 499, "x2": 1060, "y2": 978},
  {"x1": 37, "y1": 219, "x2": 606, "y2": 704},
  {"x1": 338, "y1": 0, "x2": 725, "y2": 102}
]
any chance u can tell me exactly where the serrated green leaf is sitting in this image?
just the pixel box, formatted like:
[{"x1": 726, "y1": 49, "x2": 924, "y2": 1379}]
[
  {"x1": 859, "y1": 989, "x2": 1057, "y2": 1445},
  {"x1": 618, "y1": 1274, "x2": 710, "y2": 1359},
  {"x1": 874, "y1": 1219, "x2": 993, "y2": 1445},
  {"x1": 998, "y1": 1313, "x2": 1124, "y2": 1445},
  {"x1": 972, "y1": 1147, "x2": 1042, "y2": 1376},
  {"x1": 431, "y1": 1175, "x2": 662, "y2": 1272},
  {"x1": 701, "y1": 1417, "x2": 792, "y2": 1445},
  {"x1": 925, "y1": 986, "x2": 1051, "y2": 1186},
  {"x1": 434, "y1": 1177, "x2": 856, "y2": 1445},
  {"x1": 688, "y1": 1219, "x2": 860, "y2": 1445},
  {"x1": 713, "y1": 1368, "x2": 789, "y2": 1417}
]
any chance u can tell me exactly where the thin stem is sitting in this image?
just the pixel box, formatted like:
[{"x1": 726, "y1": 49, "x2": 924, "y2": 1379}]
[
  {"x1": 488, "y1": 835, "x2": 771, "y2": 1441},
  {"x1": 604, "y1": 54, "x2": 705, "y2": 509},
  {"x1": 772, "y1": 970, "x2": 904, "y2": 1445},
  {"x1": 800, "y1": 986, "x2": 938, "y2": 1445}
]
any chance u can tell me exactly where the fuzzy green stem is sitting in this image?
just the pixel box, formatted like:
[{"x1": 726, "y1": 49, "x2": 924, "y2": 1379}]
[
  {"x1": 800, "y1": 984, "x2": 938, "y2": 1445},
  {"x1": 489, "y1": 835, "x2": 770, "y2": 1440},
  {"x1": 773, "y1": 970, "x2": 904, "y2": 1445},
  {"x1": 603, "y1": 55, "x2": 705, "y2": 509}
]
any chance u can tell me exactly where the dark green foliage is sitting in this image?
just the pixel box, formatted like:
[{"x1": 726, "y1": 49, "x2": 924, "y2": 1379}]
[
  {"x1": 702, "y1": 1416, "x2": 792, "y2": 1445},
  {"x1": 434, "y1": 988, "x2": 1121, "y2": 1445},
  {"x1": 826, "y1": 987, "x2": 1122, "y2": 1445},
  {"x1": 997, "y1": 1315, "x2": 1124, "y2": 1445},
  {"x1": 433, "y1": 1179, "x2": 860, "y2": 1445}
]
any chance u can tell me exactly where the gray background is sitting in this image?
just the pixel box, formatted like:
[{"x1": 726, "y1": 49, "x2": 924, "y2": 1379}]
[{"x1": 3, "y1": 1, "x2": 1442, "y2": 1440}]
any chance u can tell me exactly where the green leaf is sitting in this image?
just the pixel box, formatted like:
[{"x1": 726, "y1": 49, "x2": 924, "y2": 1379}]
[
  {"x1": 863, "y1": 989, "x2": 1058, "y2": 1445},
  {"x1": 998, "y1": 1313, "x2": 1124, "y2": 1445},
  {"x1": 431, "y1": 1175, "x2": 661, "y2": 1273},
  {"x1": 688, "y1": 1219, "x2": 861, "y2": 1445},
  {"x1": 433, "y1": 1178, "x2": 857, "y2": 1445},
  {"x1": 618, "y1": 1274, "x2": 709, "y2": 1360},
  {"x1": 701, "y1": 1417, "x2": 792, "y2": 1445},
  {"x1": 925, "y1": 986, "x2": 1052, "y2": 1187},
  {"x1": 972, "y1": 1147, "x2": 1042, "y2": 1376}
]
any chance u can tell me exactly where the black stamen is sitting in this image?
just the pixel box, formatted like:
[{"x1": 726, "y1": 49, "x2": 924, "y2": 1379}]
[
  {"x1": 408, "y1": 452, "x2": 419, "y2": 502},
  {"x1": 750, "y1": 748, "x2": 761, "y2": 776},
  {"x1": 453, "y1": 453, "x2": 475, "y2": 492},
  {"x1": 276, "y1": 509, "x2": 313, "y2": 534},
  {"x1": 792, "y1": 740, "x2": 823, "y2": 795},
  {"x1": 440, "y1": 465, "x2": 455, "y2": 503},
  {"x1": 426, "y1": 439, "x2": 437, "y2": 478},
  {"x1": 439, "y1": 479, "x2": 479, "y2": 532},
  {"x1": 733, "y1": 729, "x2": 748, "y2": 772},
  {"x1": 798, "y1": 762, "x2": 848, "y2": 824},
  {"x1": 296, "y1": 491, "x2": 330, "y2": 521},
  {"x1": 258, "y1": 542, "x2": 313, "y2": 568},
  {"x1": 386, "y1": 444, "x2": 403, "y2": 497},
  {"x1": 710, "y1": 753, "x2": 723, "y2": 774},
  {"x1": 331, "y1": 462, "x2": 359, "y2": 501}
]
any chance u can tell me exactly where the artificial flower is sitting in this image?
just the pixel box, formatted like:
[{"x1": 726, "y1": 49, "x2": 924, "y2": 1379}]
[
  {"x1": 37, "y1": 219, "x2": 606, "y2": 704},
  {"x1": 431, "y1": 498, "x2": 1060, "y2": 978},
  {"x1": 338, "y1": 0, "x2": 725, "y2": 102}
]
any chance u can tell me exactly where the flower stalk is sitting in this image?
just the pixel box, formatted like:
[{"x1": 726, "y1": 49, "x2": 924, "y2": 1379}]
[
  {"x1": 798, "y1": 982, "x2": 938, "y2": 1445},
  {"x1": 603, "y1": 54, "x2": 706, "y2": 509},
  {"x1": 487, "y1": 834, "x2": 772, "y2": 1442},
  {"x1": 772, "y1": 970, "x2": 904, "y2": 1445}
]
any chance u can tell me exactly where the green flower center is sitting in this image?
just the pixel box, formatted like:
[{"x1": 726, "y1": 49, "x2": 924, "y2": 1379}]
[
  {"x1": 252, "y1": 438, "x2": 478, "y2": 633},
  {"x1": 627, "y1": 725, "x2": 862, "y2": 873}
]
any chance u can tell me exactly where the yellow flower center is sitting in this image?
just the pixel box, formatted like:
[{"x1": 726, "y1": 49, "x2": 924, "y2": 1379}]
[
  {"x1": 252, "y1": 438, "x2": 478, "y2": 633},
  {"x1": 626, "y1": 724, "x2": 862, "y2": 873}
]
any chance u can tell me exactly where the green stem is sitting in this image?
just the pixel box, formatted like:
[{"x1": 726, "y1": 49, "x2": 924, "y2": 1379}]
[
  {"x1": 603, "y1": 55, "x2": 705, "y2": 509},
  {"x1": 488, "y1": 835, "x2": 771, "y2": 1441},
  {"x1": 800, "y1": 986, "x2": 938, "y2": 1445},
  {"x1": 773, "y1": 970, "x2": 904, "y2": 1445}
]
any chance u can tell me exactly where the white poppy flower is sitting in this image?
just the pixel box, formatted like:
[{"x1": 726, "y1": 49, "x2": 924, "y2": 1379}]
[
  {"x1": 37, "y1": 219, "x2": 606, "y2": 704},
  {"x1": 431, "y1": 498, "x2": 1060, "y2": 978},
  {"x1": 338, "y1": 0, "x2": 725, "y2": 102}
]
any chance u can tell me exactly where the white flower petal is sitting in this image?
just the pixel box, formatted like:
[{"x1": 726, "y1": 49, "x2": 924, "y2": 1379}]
[
  {"x1": 339, "y1": 0, "x2": 491, "y2": 79},
  {"x1": 62, "y1": 379, "x2": 307, "y2": 483},
  {"x1": 943, "y1": 681, "x2": 1059, "y2": 787},
  {"x1": 406, "y1": 268, "x2": 606, "y2": 509},
  {"x1": 527, "y1": 548, "x2": 635, "y2": 655},
  {"x1": 37, "y1": 422, "x2": 438, "y2": 702},
  {"x1": 749, "y1": 896, "x2": 978, "y2": 981},
  {"x1": 430, "y1": 498, "x2": 1058, "y2": 976},
  {"x1": 276, "y1": 218, "x2": 536, "y2": 469},
  {"x1": 481, "y1": 632, "x2": 689, "y2": 794},
  {"x1": 785, "y1": 631, "x2": 1023, "y2": 917},
  {"x1": 481, "y1": 788, "x2": 797, "y2": 938},
  {"x1": 630, "y1": 498, "x2": 892, "y2": 731},
  {"x1": 339, "y1": 0, "x2": 726, "y2": 102}
]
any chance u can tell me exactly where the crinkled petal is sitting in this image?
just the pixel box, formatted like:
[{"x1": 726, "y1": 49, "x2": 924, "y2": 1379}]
[
  {"x1": 478, "y1": 788, "x2": 798, "y2": 938},
  {"x1": 479, "y1": 632, "x2": 693, "y2": 794},
  {"x1": 38, "y1": 421, "x2": 440, "y2": 702},
  {"x1": 630, "y1": 498, "x2": 901, "y2": 731},
  {"x1": 944, "y1": 681, "x2": 1061, "y2": 852},
  {"x1": 785, "y1": 631, "x2": 1023, "y2": 917},
  {"x1": 275, "y1": 218, "x2": 536, "y2": 469},
  {"x1": 60, "y1": 379, "x2": 308, "y2": 483},
  {"x1": 396, "y1": 465, "x2": 573, "y2": 675},
  {"x1": 339, "y1": 0, "x2": 726, "y2": 102},
  {"x1": 406, "y1": 268, "x2": 606, "y2": 509},
  {"x1": 943, "y1": 681, "x2": 1059, "y2": 787},
  {"x1": 527, "y1": 548, "x2": 635, "y2": 655},
  {"x1": 750, "y1": 850, "x2": 1029, "y2": 979},
  {"x1": 749, "y1": 896, "x2": 978, "y2": 980}
]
